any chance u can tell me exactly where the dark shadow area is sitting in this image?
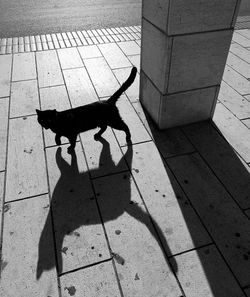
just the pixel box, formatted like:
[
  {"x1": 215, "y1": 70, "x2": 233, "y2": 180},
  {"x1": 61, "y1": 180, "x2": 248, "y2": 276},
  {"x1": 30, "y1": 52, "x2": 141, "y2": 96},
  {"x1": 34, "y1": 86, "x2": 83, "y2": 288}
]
[
  {"x1": 138, "y1": 104, "x2": 250, "y2": 295},
  {"x1": 36, "y1": 136, "x2": 177, "y2": 279}
]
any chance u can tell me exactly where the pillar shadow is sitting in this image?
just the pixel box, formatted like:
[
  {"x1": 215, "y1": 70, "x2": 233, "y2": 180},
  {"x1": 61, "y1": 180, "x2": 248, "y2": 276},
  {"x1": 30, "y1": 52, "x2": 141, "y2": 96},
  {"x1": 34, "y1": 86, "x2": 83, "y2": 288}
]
[
  {"x1": 138, "y1": 104, "x2": 250, "y2": 295},
  {"x1": 36, "y1": 136, "x2": 176, "y2": 279}
]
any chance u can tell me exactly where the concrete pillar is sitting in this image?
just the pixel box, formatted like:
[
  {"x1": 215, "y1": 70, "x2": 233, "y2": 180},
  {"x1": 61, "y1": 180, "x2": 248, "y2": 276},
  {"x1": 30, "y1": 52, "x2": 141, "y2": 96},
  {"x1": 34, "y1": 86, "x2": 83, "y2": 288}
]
[{"x1": 140, "y1": 0, "x2": 241, "y2": 129}]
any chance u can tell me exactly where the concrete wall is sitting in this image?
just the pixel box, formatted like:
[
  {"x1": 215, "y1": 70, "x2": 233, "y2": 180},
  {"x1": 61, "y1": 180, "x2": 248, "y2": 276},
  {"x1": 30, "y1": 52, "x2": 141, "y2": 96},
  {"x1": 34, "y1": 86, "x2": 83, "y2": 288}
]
[{"x1": 140, "y1": 0, "x2": 242, "y2": 129}]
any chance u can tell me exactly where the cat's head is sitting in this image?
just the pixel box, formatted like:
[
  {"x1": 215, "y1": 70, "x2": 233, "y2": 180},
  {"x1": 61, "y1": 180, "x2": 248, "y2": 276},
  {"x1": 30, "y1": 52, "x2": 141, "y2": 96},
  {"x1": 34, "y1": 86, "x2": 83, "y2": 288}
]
[{"x1": 36, "y1": 109, "x2": 57, "y2": 129}]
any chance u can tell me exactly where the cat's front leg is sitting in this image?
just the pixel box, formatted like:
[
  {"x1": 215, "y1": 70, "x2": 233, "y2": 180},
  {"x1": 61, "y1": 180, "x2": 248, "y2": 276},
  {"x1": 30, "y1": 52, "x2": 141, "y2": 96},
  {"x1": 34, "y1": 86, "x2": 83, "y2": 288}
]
[
  {"x1": 55, "y1": 134, "x2": 61, "y2": 146},
  {"x1": 94, "y1": 125, "x2": 107, "y2": 140},
  {"x1": 67, "y1": 135, "x2": 77, "y2": 154}
]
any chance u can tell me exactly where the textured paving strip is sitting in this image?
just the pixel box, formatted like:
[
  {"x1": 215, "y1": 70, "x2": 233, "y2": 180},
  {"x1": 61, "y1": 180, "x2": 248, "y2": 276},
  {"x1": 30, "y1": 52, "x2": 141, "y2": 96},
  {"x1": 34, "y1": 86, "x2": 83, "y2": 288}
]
[
  {"x1": 218, "y1": 81, "x2": 250, "y2": 119},
  {"x1": 0, "y1": 195, "x2": 59, "y2": 297},
  {"x1": 12, "y1": 52, "x2": 36, "y2": 81},
  {"x1": 60, "y1": 261, "x2": 121, "y2": 297},
  {"x1": 80, "y1": 127, "x2": 127, "y2": 179},
  {"x1": 182, "y1": 122, "x2": 250, "y2": 209},
  {"x1": 235, "y1": 22, "x2": 250, "y2": 30},
  {"x1": 0, "y1": 54, "x2": 12, "y2": 97},
  {"x1": 84, "y1": 57, "x2": 120, "y2": 97},
  {"x1": 10, "y1": 80, "x2": 39, "y2": 118},
  {"x1": 93, "y1": 171, "x2": 183, "y2": 297},
  {"x1": 167, "y1": 152, "x2": 250, "y2": 287},
  {"x1": 46, "y1": 144, "x2": 110, "y2": 274},
  {"x1": 0, "y1": 26, "x2": 141, "y2": 55},
  {"x1": 122, "y1": 142, "x2": 211, "y2": 255},
  {"x1": 57, "y1": 47, "x2": 83, "y2": 69},
  {"x1": 0, "y1": 98, "x2": 9, "y2": 171},
  {"x1": 223, "y1": 65, "x2": 250, "y2": 96},
  {"x1": 63, "y1": 67, "x2": 98, "y2": 107},
  {"x1": 114, "y1": 95, "x2": 151, "y2": 146},
  {"x1": 36, "y1": 50, "x2": 64, "y2": 88},
  {"x1": 113, "y1": 67, "x2": 140, "y2": 103},
  {"x1": 98, "y1": 43, "x2": 131, "y2": 69},
  {"x1": 5, "y1": 116, "x2": 48, "y2": 202},
  {"x1": 214, "y1": 103, "x2": 250, "y2": 163},
  {"x1": 39, "y1": 85, "x2": 71, "y2": 147},
  {"x1": 171, "y1": 245, "x2": 245, "y2": 297}
]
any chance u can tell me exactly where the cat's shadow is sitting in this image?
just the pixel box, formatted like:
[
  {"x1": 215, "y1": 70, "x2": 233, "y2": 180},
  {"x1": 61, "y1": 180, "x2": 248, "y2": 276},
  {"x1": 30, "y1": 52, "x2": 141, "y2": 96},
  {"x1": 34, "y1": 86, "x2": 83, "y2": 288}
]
[{"x1": 36, "y1": 137, "x2": 177, "y2": 279}]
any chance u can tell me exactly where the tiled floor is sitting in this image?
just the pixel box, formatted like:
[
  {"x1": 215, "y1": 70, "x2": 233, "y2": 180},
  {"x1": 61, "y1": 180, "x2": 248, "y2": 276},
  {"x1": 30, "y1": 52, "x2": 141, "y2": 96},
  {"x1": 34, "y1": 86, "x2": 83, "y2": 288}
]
[{"x1": 0, "y1": 28, "x2": 250, "y2": 296}]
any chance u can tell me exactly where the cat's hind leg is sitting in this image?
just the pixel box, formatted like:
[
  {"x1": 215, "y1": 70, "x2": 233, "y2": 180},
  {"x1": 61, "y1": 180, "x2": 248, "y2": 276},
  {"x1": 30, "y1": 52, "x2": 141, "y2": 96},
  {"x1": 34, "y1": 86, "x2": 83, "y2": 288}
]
[
  {"x1": 55, "y1": 134, "x2": 61, "y2": 145},
  {"x1": 94, "y1": 125, "x2": 107, "y2": 140},
  {"x1": 110, "y1": 120, "x2": 131, "y2": 144},
  {"x1": 67, "y1": 134, "x2": 77, "y2": 154}
]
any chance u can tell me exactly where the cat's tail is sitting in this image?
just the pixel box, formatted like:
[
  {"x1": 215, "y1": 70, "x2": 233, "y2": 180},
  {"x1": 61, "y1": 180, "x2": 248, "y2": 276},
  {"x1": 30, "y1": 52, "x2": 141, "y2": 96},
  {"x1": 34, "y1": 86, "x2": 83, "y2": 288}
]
[{"x1": 107, "y1": 66, "x2": 137, "y2": 105}]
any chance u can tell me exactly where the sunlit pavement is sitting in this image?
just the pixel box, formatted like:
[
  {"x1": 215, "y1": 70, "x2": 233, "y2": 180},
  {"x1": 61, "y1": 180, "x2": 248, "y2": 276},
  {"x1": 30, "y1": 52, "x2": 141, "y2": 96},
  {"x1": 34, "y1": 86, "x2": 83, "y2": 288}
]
[{"x1": 0, "y1": 25, "x2": 250, "y2": 297}]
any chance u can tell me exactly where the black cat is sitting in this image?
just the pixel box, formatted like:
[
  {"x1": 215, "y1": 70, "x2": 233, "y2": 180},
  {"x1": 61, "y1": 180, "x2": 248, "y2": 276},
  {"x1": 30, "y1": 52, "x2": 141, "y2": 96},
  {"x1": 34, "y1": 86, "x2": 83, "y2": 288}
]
[{"x1": 36, "y1": 66, "x2": 137, "y2": 153}]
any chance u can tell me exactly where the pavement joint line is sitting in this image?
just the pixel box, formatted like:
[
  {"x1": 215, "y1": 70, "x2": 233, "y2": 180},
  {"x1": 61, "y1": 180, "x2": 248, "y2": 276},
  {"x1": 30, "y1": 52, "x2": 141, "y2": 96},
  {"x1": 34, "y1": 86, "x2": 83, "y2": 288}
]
[
  {"x1": 119, "y1": 139, "x2": 153, "y2": 148},
  {"x1": 9, "y1": 113, "x2": 36, "y2": 120},
  {"x1": 164, "y1": 150, "x2": 198, "y2": 160},
  {"x1": 0, "y1": 58, "x2": 12, "y2": 281},
  {"x1": 44, "y1": 140, "x2": 81, "y2": 150},
  {"x1": 222, "y1": 79, "x2": 250, "y2": 103},
  {"x1": 39, "y1": 83, "x2": 66, "y2": 89},
  {"x1": 12, "y1": 77, "x2": 38, "y2": 83},
  {"x1": 58, "y1": 257, "x2": 113, "y2": 277},
  {"x1": 90, "y1": 169, "x2": 130, "y2": 181},
  {"x1": 3, "y1": 192, "x2": 50, "y2": 204},
  {"x1": 168, "y1": 242, "x2": 215, "y2": 259},
  {"x1": 229, "y1": 49, "x2": 250, "y2": 68},
  {"x1": 225, "y1": 63, "x2": 250, "y2": 84},
  {"x1": 0, "y1": 25, "x2": 142, "y2": 55},
  {"x1": 58, "y1": 65, "x2": 85, "y2": 71}
]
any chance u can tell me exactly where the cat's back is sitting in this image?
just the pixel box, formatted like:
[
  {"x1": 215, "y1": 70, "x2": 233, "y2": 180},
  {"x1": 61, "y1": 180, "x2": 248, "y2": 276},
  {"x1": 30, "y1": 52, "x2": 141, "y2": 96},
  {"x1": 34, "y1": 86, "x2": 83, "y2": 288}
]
[
  {"x1": 61, "y1": 100, "x2": 118, "y2": 126},
  {"x1": 73, "y1": 100, "x2": 115, "y2": 115}
]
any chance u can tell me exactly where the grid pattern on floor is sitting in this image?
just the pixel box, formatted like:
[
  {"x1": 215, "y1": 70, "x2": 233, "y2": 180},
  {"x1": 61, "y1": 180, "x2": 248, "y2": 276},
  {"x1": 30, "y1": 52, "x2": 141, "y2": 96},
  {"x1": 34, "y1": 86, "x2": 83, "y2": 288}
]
[
  {"x1": 235, "y1": 15, "x2": 250, "y2": 29},
  {"x1": 0, "y1": 27, "x2": 250, "y2": 297},
  {"x1": 0, "y1": 25, "x2": 141, "y2": 55}
]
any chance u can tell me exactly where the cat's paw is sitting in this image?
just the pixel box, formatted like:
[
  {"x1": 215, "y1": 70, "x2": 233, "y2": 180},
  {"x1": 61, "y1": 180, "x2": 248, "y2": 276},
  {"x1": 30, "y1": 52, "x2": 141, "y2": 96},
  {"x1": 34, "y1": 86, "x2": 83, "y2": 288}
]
[
  {"x1": 55, "y1": 136, "x2": 61, "y2": 145},
  {"x1": 126, "y1": 137, "x2": 132, "y2": 145},
  {"x1": 94, "y1": 133, "x2": 101, "y2": 141},
  {"x1": 67, "y1": 146, "x2": 75, "y2": 154}
]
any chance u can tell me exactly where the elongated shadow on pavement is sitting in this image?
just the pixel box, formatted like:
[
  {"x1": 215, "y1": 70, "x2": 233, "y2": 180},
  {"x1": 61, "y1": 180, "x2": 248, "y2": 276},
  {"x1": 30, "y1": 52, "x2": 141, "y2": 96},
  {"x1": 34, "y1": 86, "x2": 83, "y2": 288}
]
[
  {"x1": 36, "y1": 136, "x2": 177, "y2": 279},
  {"x1": 139, "y1": 105, "x2": 250, "y2": 296}
]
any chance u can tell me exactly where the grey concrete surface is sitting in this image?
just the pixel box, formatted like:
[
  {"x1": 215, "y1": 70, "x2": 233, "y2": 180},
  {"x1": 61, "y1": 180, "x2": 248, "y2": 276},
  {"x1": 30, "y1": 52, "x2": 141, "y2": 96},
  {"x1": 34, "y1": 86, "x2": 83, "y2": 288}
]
[
  {"x1": 0, "y1": 0, "x2": 142, "y2": 38},
  {"x1": 0, "y1": 0, "x2": 249, "y2": 38}
]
